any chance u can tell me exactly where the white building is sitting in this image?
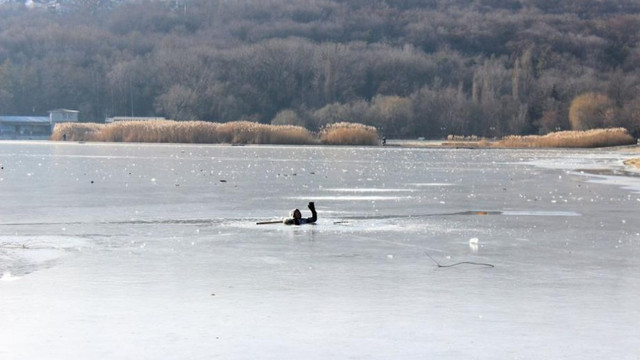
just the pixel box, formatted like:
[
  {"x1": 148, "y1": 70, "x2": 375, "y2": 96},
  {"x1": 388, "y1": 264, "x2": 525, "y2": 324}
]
[
  {"x1": 0, "y1": 109, "x2": 78, "y2": 139},
  {"x1": 49, "y1": 109, "x2": 79, "y2": 123}
]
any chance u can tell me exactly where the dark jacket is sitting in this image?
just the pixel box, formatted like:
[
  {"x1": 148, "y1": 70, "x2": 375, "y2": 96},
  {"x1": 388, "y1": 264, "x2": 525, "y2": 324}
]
[{"x1": 283, "y1": 203, "x2": 317, "y2": 225}]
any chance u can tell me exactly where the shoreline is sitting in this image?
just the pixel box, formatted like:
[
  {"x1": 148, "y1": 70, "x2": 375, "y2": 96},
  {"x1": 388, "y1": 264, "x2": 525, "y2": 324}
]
[
  {"x1": 388, "y1": 140, "x2": 640, "y2": 171},
  {"x1": 3, "y1": 139, "x2": 640, "y2": 169}
]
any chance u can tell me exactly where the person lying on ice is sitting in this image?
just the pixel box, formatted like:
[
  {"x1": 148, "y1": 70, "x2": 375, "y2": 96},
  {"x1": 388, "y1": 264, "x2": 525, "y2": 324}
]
[{"x1": 283, "y1": 202, "x2": 317, "y2": 225}]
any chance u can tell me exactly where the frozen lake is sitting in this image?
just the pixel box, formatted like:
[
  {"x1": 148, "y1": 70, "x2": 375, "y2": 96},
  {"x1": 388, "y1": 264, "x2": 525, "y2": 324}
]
[{"x1": 1, "y1": 141, "x2": 639, "y2": 359}]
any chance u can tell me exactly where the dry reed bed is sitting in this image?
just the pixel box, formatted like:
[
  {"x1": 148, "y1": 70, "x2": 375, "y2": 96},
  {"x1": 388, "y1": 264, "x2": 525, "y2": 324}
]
[
  {"x1": 51, "y1": 122, "x2": 104, "y2": 142},
  {"x1": 624, "y1": 158, "x2": 640, "y2": 169},
  {"x1": 319, "y1": 122, "x2": 380, "y2": 145},
  {"x1": 494, "y1": 128, "x2": 636, "y2": 148},
  {"x1": 52, "y1": 120, "x2": 380, "y2": 146}
]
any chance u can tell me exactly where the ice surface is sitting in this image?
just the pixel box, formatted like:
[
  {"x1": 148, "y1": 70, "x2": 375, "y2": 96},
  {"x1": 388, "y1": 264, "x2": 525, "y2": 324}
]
[{"x1": 1, "y1": 141, "x2": 640, "y2": 359}]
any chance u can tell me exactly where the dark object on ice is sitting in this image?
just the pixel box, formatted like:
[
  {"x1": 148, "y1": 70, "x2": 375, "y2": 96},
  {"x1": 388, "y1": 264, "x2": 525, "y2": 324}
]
[
  {"x1": 283, "y1": 202, "x2": 317, "y2": 225},
  {"x1": 382, "y1": 136, "x2": 386, "y2": 145},
  {"x1": 63, "y1": 133, "x2": 67, "y2": 141},
  {"x1": 426, "y1": 253, "x2": 494, "y2": 269}
]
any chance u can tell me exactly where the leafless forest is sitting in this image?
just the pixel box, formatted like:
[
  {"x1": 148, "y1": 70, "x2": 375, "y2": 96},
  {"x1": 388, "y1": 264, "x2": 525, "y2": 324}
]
[{"x1": 2, "y1": 0, "x2": 640, "y2": 138}]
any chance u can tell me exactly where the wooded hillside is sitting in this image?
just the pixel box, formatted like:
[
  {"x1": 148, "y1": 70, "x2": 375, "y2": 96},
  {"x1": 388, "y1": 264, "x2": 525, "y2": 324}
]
[{"x1": 1, "y1": 0, "x2": 640, "y2": 138}]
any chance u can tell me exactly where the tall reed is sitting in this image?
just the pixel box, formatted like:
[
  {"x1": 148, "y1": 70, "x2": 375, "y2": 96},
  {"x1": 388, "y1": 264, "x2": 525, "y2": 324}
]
[
  {"x1": 624, "y1": 158, "x2": 640, "y2": 169},
  {"x1": 319, "y1": 122, "x2": 380, "y2": 145},
  {"x1": 495, "y1": 128, "x2": 636, "y2": 148},
  {"x1": 51, "y1": 122, "x2": 104, "y2": 141},
  {"x1": 52, "y1": 120, "x2": 330, "y2": 145}
]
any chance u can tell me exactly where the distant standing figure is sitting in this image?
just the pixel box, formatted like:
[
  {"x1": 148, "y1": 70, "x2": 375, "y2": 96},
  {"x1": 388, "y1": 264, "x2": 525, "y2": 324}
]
[
  {"x1": 382, "y1": 136, "x2": 386, "y2": 145},
  {"x1": 62, "y1": 133, "x2": 67, "y2": 141},
  {"x1": 283, "y1": 202, "x2": 317, "y2": 225}
]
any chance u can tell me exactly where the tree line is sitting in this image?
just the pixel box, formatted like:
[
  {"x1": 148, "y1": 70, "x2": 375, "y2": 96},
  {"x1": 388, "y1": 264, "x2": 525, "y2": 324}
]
[{"x1": 1, "y1": 0, "x2": 640, "y2": 138}]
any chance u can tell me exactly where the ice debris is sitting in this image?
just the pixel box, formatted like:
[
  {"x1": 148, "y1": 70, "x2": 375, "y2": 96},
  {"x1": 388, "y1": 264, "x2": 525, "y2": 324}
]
[{"x1": 1, "y1": 271, "x2": 21, "y2": 282}]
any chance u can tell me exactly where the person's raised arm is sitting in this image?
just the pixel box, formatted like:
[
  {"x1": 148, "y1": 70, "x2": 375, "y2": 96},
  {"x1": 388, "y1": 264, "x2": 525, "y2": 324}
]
[{"x1": 307, "y1": 202, "x2": 317, "y2": 223}]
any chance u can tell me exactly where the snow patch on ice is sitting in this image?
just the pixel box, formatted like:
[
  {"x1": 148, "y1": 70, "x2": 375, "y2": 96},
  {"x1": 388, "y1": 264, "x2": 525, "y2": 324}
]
[
  {"x1": 323, "y1": 188, "x2": 416, "y2": 193},
  {"x1": 408, "y1": 183, "x2": 455, "y2": 187},
  {"x1": 526, "y1": 153, "x2": 623, "y2": 170},
  {"x1": 288, "y1": 195, "x2": 413, "y2": 201},
  {"x1": 502, "y1": 210, "x2": 581, "y2": 217},
  {"x1": 527, "y1": 153, "x2": 640, "y2": 194},
  {"x1": 0, "y1": 235, "x2": 89, "y2": 249},
  {"x1": 583, "y1": 174, "x2": 640, "y2": 194},
  {"x1": 0, "y1": 236, "x2": 90, "y2": 278},
  {"x1": 1, "y1": 271, "x2": 21, "y2": 282},
  {"x1": 224, "y1": 217, "x2": 435, "y2": 234}
]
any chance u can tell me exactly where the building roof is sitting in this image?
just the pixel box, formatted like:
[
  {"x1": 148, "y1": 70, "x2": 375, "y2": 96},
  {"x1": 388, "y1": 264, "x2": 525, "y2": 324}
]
[
  {"x1": 105, "y1": 116, "x2": 166, "y2": 123},
  {"x1": 49, "y1": 109, "x2": 79, "y2": 113},
  {"x1": 0, "y1": 116, "x2": 50, "y2": 124}
]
